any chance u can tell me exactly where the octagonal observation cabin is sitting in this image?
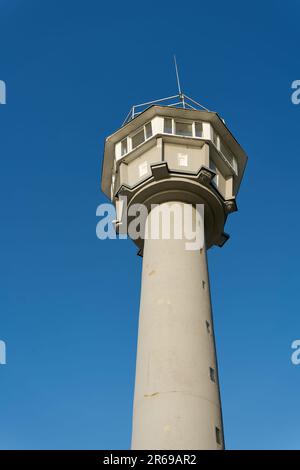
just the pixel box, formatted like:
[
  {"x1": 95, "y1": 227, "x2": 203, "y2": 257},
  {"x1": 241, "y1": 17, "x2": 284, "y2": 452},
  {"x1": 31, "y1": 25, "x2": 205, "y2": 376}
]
[{"x1": 101, "y1": 93, "x2": 248, "y2": 246}]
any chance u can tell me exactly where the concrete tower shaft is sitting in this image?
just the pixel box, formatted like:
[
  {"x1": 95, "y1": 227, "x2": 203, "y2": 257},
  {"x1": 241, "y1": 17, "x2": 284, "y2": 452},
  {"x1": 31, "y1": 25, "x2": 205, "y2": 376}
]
[
  {"x1": 101, "y1": 98, "x2": 248, "y2": 450},
  {"x1": 131, "y1": 202, "x2": 223, "y2": 450}
]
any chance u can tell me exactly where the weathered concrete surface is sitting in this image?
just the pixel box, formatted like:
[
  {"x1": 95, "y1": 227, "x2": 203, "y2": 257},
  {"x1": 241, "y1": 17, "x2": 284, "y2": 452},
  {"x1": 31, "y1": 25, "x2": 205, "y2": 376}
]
[{"x1": 131, "y1": 203, "x2": 223, "y2": 450}]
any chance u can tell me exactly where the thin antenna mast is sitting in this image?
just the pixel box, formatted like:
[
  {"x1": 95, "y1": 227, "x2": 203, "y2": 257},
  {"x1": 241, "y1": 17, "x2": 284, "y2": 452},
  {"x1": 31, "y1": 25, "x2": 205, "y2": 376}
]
[{"x1": 174, "y1": 55, "x2": 185, "y2": 108}]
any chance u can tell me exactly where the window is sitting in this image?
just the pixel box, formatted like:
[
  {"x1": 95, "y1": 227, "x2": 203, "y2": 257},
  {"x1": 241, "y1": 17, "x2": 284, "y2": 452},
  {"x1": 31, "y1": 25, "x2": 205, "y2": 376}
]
[
  {"x1": 220, "y1": 139, "x2": 233, "y2": 166},
  {"x1": 202, "y1": 280, "x2": 206, "y2": 289},
  {"x1": 195, "y1": 122, "x2": 203, "y2": 137},
  {"x1": 164, "y1": 118, "x2": 173, "y2": 134},
  {"x1": 232, "y1": 157, "x2": 238, "y2": 174},
  {"x1": 175, "y1": 121, "x2": 193, "y2": 137},
  {"x1": 145, "y1": 122, "x2": 152, "y2": 139},
  {"x1": 212, "y1": 128, "x2": 219, "y2": 148},
  {"x1": 163, "y1": 118, "x2": 203, "y2": 138},
  {"x1": 132, "y1": 129, "x2": 145, "y2": 149},
  {"x1": 209, "y1": 160, "x2": 219, "y2": 187},
  {"x1": 219, "y1": 139, "x2": 238, "y2": 175},
  {"x1": 215, "y1": 427, "x2": 222, "y2": 446},
  {"x1": 121, "y1": 138, "x2": 128, "y2": 156},
  {"x1": 131, "y1": 122, "x2": 153, "y2": 150},
  {"x1": 209, "y1": 367, "x2": 216, "y2": 382},
  {"x1": 219, "y1": 139, "x2": 228, "y2": 159},
  {"x1": 206, "y1": 320, "x2": 211, "y2": 334}
]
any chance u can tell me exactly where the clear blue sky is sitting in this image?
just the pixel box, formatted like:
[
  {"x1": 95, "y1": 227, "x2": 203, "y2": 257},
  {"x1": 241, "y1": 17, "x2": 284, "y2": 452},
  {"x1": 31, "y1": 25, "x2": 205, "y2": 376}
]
[{"x1": 0, "y1": 0, "x2": 300, "y2": 450}]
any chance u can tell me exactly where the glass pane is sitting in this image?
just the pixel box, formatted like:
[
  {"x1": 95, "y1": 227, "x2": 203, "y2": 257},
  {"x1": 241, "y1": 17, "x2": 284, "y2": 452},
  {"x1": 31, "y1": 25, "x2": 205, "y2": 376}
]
[
  {"x1": 212, "y1": 128, "x2": 218, "y2": 147},
  {"x1": 145, "y1": 122, "x2": 152, "y2": 139},
  {"x1": 232, "y1": 157, "x2": 238, "y2": 174},
  {"x1": 121, "y1": 138, "x2": 127, "y2": 156},
  {"x1": 132, "y1": 129, "x2": 145, "y2": 149},
  {"x1": 175, "y1": 121, "x2": 193, "y2": 136},
  {"x1": 164, "y1": 118, "x2": 173, "y2": 134},
  {"x1": 220, "y1": 139, "x2": 238, "y2": 173},
  {"x1": 220, "y1": 139, "x2": 233, "y2": 163},
  {"x1": 209, "y1": 159, "x2": 218, "y2": 187},
  {"x1": 195, "y1": 122, "x2": 203, "y2": 137}
]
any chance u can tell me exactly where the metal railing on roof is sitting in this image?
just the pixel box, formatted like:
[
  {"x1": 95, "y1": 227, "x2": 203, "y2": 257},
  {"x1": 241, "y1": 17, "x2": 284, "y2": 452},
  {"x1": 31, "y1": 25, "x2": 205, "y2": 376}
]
[{"x1": 122, "y1": 93, "x2": 210, "y2": 126}]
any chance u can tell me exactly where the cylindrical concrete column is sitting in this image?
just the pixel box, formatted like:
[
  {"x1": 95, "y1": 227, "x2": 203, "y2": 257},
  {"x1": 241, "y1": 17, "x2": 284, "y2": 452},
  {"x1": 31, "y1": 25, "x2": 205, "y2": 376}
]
[{"x1": 131, "y1": 202, "x2": 224, "y2": 450}]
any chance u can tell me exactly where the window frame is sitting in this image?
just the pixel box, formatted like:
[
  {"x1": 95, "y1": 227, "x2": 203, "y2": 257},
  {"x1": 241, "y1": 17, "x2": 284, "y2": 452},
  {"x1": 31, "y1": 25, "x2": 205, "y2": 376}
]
[
  {"x1": 120, "y1": 137, "x2": 128, "y2": 156},
  {"x1": 163, "y1": 118, "x2": 205, "y2": 139},
  {"x1": 131, "y1": 127, "x2": 145, "y2": 150},
  {"x1": 163, "y1": 117, "x2": 173, "y2": 134},
  {"x1": 145, "y1": 121, "x2": 153, "y2": 139},
  {"x1": 117, "y1": 117, "x2": 219, "y2": 159},
  {"x1": 232, "y1": 156, "x2": 238, "y2": 174},
  {"x1": 174, "y1": 120, "x2": 193, "y2": 137},
  {"x1": 194, "y1": 121, "x2": 203, "y2": 138},
  {"x1": 212, "y1": 127, "x2": 238, "y2": 175},
  {"x1": 212, "y1": 127, "x2": 220, "y2": 149},
  {"x1": 209, "y1": 159, "x2": 219, "y2": 187},
  {"x1": 130, "y1": 121, "x2": 153, "y2": 151}
]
